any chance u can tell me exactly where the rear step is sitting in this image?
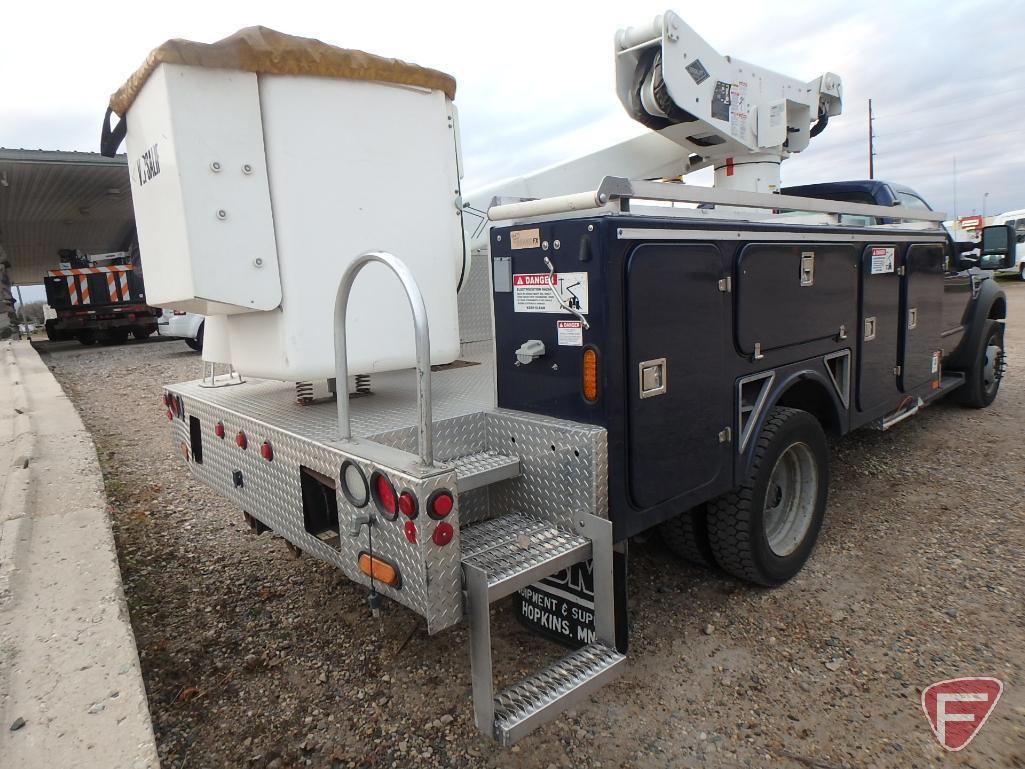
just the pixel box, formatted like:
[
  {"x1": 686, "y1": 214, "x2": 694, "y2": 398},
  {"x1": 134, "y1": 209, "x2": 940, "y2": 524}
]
[
  {"x1": 462, "y1": 512, "x2": 624, "y2": 744},
  {"x1": 494, "y1": 643, "x2": 625, "y2": 745},
  {"x1": 452, "y1": 451, "x2": 521, "y2": 492}
]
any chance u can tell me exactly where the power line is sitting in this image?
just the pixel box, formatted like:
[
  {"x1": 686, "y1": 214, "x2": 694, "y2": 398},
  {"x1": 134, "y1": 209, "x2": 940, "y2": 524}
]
[{"x1": 874, "y1": 84, "x2": 1025, "y2": 122}]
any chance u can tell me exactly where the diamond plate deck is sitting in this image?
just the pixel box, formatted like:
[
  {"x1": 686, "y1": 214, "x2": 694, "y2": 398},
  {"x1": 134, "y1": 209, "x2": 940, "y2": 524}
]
[{"x1": 167, "y1": 344, "x2": 608, "y2": 633}]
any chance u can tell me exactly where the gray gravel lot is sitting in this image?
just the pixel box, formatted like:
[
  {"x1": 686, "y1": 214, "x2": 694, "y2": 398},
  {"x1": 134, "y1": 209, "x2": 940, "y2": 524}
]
[{"x1": 40, "y1": 282, "x2": 1025, "y2": 769}]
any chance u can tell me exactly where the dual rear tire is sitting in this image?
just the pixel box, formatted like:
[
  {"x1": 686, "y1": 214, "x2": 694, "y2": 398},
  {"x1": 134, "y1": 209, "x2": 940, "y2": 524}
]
[{"x1": 661, "y1": 406, "x2": 829, "y2": 586}]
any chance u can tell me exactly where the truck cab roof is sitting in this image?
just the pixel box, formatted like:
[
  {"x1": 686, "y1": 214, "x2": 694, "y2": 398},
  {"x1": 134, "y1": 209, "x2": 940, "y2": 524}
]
[{"x1": 781, "y1": 180, "x2": 933, "y2": 210}]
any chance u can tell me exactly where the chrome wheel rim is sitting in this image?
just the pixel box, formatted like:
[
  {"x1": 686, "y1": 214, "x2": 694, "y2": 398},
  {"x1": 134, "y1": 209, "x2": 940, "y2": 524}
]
[
  {"x1": 763, "y1": 441, "x2": 819, "y2": 557},
  {"x1": 983, "y1": 342, "x2": 1003, "y2": 396}
]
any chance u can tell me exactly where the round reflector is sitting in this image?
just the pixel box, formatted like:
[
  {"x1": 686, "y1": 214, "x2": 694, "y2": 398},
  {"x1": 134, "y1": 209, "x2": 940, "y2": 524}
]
[
  {"x1": 340, "y1": 461, "x2": 369, "y2": 508},
  {"x1": 236, "y1": 431, "x2": 248, "y2": 450},
  {"x1": 371, "y1": 472, "x2": 398, "y2": 519},
  {"x1": 214, "y1": 422, "x2": 225, "y2": 438},
  {"x1": 399, "y1": 491, "x2": 418, "y2": 519},
  {"x1": 432, "y1": 522, "x2": 454, "y2": 546},
  {"x1": 404, "y1": 520, "x2": 417, "y2": 544},
  {"x1": 427, "y1": 490, "x2": 454, "y2": 520},
  {"x1": 260, "y1": 441, "x2": 273, "y2": 461}
]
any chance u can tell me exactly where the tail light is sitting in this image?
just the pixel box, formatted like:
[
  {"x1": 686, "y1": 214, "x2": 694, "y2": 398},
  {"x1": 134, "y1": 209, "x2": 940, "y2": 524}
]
[
  {"x1": 260, "y1": 441, "x2": 273, "y2": 461},
  {"x1": 371, "y1": 472, "x2": 398, "y2": 519},
  {"x1": 358, "y1": 553, "x2": 400, "y2": 587},
  {"x1": 214, "y1": 422, "x2": 225, "y2": 438},
  {"x1": 432, "y1": 522, "x2": 454, "y2": 546},
  {"x1": 236, "y1": 431, "x2": 248, "y2": 450},
  {"x1": 427, "y1": 490, "x2": 453, "y2": 520},
  {"x1": 582, "y1": 347, "x2": 599, "y2": 402},
  {"x1": 398, "y1": 490, "x2": 418, "y2": 519},
  {"x1": 403, "y1": 520, "x2": 417, "y2": 544},
  {"x1": 166, "y1": 410, "x2": 173, "y2": 422},
  {"x1": 173, "y1": 310, "x2": 187, "y2": 316}
]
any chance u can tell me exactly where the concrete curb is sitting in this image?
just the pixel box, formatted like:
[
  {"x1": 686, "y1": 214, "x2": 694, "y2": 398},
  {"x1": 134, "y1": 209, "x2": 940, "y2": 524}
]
[
  {"x1": 0, "y1": 340, "x2": 160, "y2": 768},
  {"x1": 0, "y1": 342, "x2": 34, "y2": 608}
]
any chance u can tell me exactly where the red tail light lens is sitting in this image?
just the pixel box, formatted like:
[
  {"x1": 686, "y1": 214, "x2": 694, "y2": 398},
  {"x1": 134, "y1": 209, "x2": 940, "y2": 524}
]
[
  {"x1": 404, "y1": 520, "x2": 417, "y2": 544},
  {"x1": 214, "y1": 422, "x2": 225, "y2": 438},
  {"x1": 427, "y1": 490, "x2": 454, "y2": 520},
  {"x1": 432, "y1": 522, "x2": 454, "y2": 546},
  {"x1": 260, "y1": 441, "x2": 273, "y2": 461},
  {"x1": 236, "y1": 431, "x2": 248, "y2": 450},
  {"x1": 398, "y1": 491, "x2": 418, "y2": 519},
  {"x1": 166, "y1": 409, "x2": 173, "y2": 422},
  {"x1": 371, "y1": 472, "x2": 397, "y2": 519}
]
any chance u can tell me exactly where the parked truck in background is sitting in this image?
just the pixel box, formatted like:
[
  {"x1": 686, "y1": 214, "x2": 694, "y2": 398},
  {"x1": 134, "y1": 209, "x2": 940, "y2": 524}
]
[{"x1": 43, "y1": 244, "x2": 161, "y2": 344}]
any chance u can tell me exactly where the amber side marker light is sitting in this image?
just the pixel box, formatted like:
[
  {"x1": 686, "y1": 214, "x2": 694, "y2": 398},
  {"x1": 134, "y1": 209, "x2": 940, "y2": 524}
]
[
  {"x1": 358, "y1": 553, "x2": 401, "y2": 587},
  {"x1": 582, "y1": 347, "x2": 599, "y2": 402}
]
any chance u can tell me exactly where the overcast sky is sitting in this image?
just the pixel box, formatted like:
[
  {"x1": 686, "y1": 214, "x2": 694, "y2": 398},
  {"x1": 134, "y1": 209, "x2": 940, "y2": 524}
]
[{"x1": 4, "y1": 0, "x2": 1023, "y2": 297}]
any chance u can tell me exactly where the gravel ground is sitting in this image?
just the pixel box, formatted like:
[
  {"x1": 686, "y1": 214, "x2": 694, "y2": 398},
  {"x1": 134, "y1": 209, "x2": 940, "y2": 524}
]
[{"x1": 40, "y1": 283, "x2": 1025, "y2": 769}]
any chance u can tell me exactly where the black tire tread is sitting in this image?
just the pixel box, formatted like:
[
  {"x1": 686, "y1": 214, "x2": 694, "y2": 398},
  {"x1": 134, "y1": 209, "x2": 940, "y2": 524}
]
[
  {"x1": 954, "y1": 319, "x2": 1001, "y2": 409},
  {"x1": 706, "y1": 406, "x2": 800, "y2": 585},
  {"x1": 660, "y1": 507, "x2": 715, "y2": 568}
]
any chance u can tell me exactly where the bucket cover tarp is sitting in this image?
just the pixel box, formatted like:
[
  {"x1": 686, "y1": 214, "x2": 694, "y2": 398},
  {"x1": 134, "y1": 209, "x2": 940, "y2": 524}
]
[{"x1": 110, "y1": 26, "x2": 457, "y2": 116}]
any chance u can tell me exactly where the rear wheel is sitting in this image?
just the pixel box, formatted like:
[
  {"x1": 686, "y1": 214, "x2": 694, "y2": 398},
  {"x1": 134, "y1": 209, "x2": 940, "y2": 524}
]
[
  {"x1": 955, "y1": 320, "x2": 1004, "y2": 408},
  {"x1": 185, "y1": 321, "x2": 204, "y2": 352},
  {"x1": 77, "y1": 330, "x2": 97, "y2": 346},
  {"x1": 1018, "y1": 263, "x2": 1025, "y2": 281},
  {"x1": 660, "y1": 506, "x2": 715, "y2": 568},
  {"x1": 132, "y1": 326, "x2": 154, "y2": 340},
  {"x1": 706, "y1": 407, "x2": 829, "y2": 586}
]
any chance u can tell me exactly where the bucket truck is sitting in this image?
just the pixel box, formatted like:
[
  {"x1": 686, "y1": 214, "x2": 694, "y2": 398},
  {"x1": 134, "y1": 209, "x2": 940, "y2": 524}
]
[{"x1": 101, "y1": 11, "x2": 1013, "y2": 744}]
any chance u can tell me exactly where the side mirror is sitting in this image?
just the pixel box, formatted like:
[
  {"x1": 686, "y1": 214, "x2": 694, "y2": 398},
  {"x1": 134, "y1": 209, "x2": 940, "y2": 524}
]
[{"x1": 979, "y1": 223, "x2": 1016, "y2": 270}]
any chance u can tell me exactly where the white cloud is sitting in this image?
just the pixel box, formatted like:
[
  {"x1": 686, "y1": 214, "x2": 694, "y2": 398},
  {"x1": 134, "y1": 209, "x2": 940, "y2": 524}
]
[{"x1": 2, "y1": 0, "x2": 1022, "y2": 220}]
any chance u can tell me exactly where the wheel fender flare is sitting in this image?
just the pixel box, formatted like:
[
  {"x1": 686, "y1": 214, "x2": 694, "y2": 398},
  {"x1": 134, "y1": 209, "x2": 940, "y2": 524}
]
[
  {"x1": 737, "y1": 367, "x2": 844, "y2": 483},
  {"x1": 945, "y1": 278, "x2": 1006, "y2": 371}
]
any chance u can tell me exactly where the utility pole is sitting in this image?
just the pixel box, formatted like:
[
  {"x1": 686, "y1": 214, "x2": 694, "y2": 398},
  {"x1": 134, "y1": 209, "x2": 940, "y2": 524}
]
[
  {"x1": 952, "y1": 156, "x2": 958, "y2": 223},
  {"x1": 983, "y1": 192, "x2": 990, "y2": 219},
  {"x1": 868, "y1": 99, "x2": 876, "y2": 179}
]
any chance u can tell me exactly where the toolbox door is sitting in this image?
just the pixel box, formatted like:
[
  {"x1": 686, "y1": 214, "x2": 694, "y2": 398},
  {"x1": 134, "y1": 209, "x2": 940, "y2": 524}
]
[
  {"x1": 857, "y1": 244, "x2": 901, "y2": 413},
  {"x1": 900, "y1": 244, "x2": 945, "y2": 391},
  {"x1": 625, "y1": 243, "x2": 729, "y2": 510}
]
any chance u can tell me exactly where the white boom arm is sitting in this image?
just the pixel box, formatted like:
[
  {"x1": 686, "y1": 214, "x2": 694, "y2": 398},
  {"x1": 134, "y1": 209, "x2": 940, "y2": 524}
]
[
  {"x1": 462, "y1": 10, "x2": 843, "y2": 250},
  {"x1": 616, "y1": 11, "x2": 841, "y2": 193}
]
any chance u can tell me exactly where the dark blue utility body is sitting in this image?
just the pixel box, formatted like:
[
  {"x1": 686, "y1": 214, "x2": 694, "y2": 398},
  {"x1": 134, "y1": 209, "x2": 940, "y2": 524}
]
[{"x1": 490, "y1": 210, "x2": 1003, "y2": 542}]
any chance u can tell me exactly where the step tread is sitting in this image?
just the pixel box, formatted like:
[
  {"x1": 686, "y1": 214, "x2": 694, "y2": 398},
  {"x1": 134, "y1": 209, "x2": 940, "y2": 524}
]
[
  {"x1": 452, "y1": 451, "x2": 520, "y2": 492},
  {"x1": 461, "y1": 513, "x2": 589, "y2": 592},
  {"x1": 494, "y1": 643, "x2": 626, "y2": 743}
]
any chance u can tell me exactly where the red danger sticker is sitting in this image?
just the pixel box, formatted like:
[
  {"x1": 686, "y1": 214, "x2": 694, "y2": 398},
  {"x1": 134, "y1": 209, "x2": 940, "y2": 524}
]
[{"x1": 512, "y1": 272, "x2": 589, "y2": 315}]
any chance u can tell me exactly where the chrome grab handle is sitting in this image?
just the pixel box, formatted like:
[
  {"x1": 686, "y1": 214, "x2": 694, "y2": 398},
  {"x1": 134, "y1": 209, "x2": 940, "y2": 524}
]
[{"x1": 334, "y1": 251, "x2": 433, "y2": 466}]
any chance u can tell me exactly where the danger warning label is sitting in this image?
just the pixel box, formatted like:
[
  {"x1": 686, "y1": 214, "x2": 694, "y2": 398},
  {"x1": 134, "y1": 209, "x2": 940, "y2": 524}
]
[
  {"x1": 870, "y1": 246, "x2": 895, "y2": 274},
  {"x1": 513, "y1": 272, "x2": 589, "y2": 315}
]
